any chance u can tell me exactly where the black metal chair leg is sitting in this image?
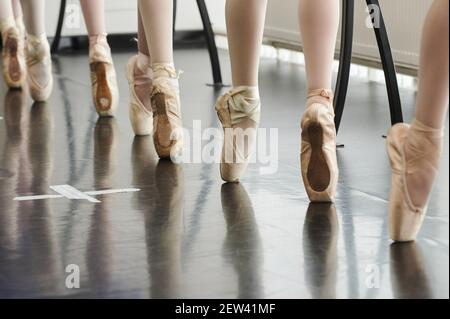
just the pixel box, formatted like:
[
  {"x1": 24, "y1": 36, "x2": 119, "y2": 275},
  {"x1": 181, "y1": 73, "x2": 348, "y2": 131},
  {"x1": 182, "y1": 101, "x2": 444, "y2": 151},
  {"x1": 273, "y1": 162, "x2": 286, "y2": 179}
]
[
  {"x1": 196, "y1": 0, "x2": 223, "y2": 86},
  {"x1": 51, "y1": 0, "x2": 67, "y2": 54},
  {"x1": 173, "y1": 0, "x2": 177, "y2": 40},
  {"x1": 334, "y1": 0, "x2": 355, "y2": 133},
  {"x1": 366, "y1": 0, "x2": 403, "y2": 125}
]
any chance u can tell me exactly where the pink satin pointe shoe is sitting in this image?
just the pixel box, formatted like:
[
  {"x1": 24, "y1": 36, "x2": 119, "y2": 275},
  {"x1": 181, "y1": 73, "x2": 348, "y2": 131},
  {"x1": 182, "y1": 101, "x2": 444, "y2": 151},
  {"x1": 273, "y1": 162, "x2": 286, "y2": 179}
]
[
  {"x1": 26, "y1": 34, "x2": 53, "y2": 102},
  {"x1": 126, "y1": 55, "x2": 153, "y2": 136},
  {"x1": 89, "y1": 38, "x2": 119, "y2": 117},
  {"x1": 150, "y1": 64, "x2": 183, "y2": 159},
  {"x1": 1, "y1": 26, "x2": 26, "y2": 88},
  {"x1": 300, "y1": 89, "x2": 339, "y2": 202},
  {"x1": 386, "y1": 120, "x2": 443, "y2": 242},
  {"x1": 215, "y1": 87, "x2": 261, "y2": 183}
]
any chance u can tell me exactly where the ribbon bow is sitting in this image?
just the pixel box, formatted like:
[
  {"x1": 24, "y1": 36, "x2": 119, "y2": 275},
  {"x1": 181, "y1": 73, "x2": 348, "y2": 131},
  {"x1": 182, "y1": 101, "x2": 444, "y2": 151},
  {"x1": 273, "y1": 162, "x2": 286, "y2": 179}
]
[{"x1": 215, "y1": 87, "x2": 260, "y2": 127}]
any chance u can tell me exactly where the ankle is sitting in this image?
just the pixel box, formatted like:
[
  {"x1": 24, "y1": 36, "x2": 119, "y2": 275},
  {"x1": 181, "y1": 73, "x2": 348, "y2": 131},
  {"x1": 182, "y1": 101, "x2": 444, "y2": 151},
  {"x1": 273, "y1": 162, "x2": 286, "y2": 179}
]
[
  {"x1": 307, "y1": 89, "x2": 334, "y2": 106},
  {"x1": 406, "y1": 119, "x2": 444, "y2": 168},
  {"x1": 0, "y1": 17, "x2": 15, "y2": 33},
  {"x1": 89, "y1": 33, "x2": 110, "y2": 52},
  {"x1": 27, "y1": 33, "x2": 49, "y2": 53},
  {"x1": 151, "y1": 62, "x2": 176, "y2": 78},
  {"x1": 224, "y1": 86, "x2": 261, "y2": 125}
]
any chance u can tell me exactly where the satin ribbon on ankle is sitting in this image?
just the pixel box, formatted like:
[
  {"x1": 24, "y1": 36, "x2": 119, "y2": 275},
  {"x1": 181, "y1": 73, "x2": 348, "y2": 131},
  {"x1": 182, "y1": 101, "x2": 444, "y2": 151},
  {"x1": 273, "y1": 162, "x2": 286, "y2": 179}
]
[{"x1": 215, "y1": 86, "x2": 261, "y2": 127}]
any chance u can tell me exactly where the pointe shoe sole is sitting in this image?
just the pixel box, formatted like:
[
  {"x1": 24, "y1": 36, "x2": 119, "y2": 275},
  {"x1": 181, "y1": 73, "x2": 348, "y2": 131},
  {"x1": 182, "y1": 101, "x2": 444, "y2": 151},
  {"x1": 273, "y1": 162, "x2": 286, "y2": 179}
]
[
  {"x1": 302, "y1": 121, "x2": 334, "y2": 203},
  {"x1": 3, "y1": 36, "x2": 25, "y2": 88},
  {"x1": 386, "y1": 124, "x2": 425, "y2": 242},
  {"x1": 91, "y1": 62, "x2": 118, "y2": 117}
]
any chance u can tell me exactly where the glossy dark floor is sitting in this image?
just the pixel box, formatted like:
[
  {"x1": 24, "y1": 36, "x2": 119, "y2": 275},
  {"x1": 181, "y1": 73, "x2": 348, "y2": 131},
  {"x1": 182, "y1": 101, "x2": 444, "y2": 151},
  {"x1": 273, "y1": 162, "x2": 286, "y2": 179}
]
[{"x1": 0, "y1": 46, "x2": 448, "y2": 299}]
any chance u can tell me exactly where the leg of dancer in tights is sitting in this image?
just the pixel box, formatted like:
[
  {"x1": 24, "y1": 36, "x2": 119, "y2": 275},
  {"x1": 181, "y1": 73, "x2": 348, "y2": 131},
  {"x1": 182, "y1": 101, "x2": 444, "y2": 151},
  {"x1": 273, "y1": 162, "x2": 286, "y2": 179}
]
[
  {"x1": 216, "y1": 0, "x2": 268, "y2": 182},
  {"x1": 387, "y1": 0, "x2": 449, "y2": 242}
]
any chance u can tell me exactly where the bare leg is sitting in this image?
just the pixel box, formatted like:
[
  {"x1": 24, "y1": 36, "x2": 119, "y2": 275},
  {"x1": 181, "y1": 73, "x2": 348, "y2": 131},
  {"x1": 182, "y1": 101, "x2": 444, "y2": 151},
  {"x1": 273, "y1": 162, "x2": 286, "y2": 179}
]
[
  {"x1": 405, "y1": 0, "x2": 449, "y2": 207},
  {"x1": 226, "y1": 0, "x2": 267, "y2": 87}
]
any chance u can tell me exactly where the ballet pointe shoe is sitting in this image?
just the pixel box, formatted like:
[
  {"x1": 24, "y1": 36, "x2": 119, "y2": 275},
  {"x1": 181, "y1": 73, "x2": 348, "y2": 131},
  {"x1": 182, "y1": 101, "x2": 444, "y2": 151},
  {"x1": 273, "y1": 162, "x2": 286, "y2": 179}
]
[
  {"x1": 386, "y1": 120, "x2": 443, "y2": 242},
  {"x1": 89, "y1": 38, "x2": 119, "y2": 117},
  {"x1": 300, "y1": 89, "x2": 338, "y2": 202},
  {"x1": 150, "y1": 64, "x2": 183, "y2": 160},
  {"x1": 215, "y1": 87, "x2": 261, "y2": 183},
  {"x1": 1, "y1": 26, "x2": 26, "y2": 88},
  {"x1": 26, "y1": 34, "x2": 53, "y2": 102},
  {"x1": 126, "y1": 55, "x2": 153, "y2": 136}
]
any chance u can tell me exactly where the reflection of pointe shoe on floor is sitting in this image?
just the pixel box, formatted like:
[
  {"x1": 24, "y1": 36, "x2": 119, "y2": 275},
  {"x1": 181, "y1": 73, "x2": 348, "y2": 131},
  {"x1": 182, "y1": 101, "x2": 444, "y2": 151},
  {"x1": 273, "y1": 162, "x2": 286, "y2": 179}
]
[
  {"x1": 89, "y1": 36, "x2": 119, "y2": 117},
  {"x1": 26, "y1": 34, "x2": 53, "y2": 102},
  {"x1": 94, "y1": 118, "x2": 118, "y2": 189},
  {"x1": 215, "y1": 87, "x2": 261, "y2": 183},
  {"x1": 151, "y1": 64, "x2": 183, "y2": 160},
  {"x1": 4, "y1": 89, "x2": 27, "y2": 142},
  {"x1": 301, "y1": 89, "x2": 338, "y2": 203},
  {"x1": 390, "y1": 242, "x2": 431, "y2": 299},
  {"x1": 1, "y1": 26, "x2": 26, "y2": 88},
  {"x1": 126, "y1": 55, "x2": 153, "y2": 136},
  {"x1": 387, "y1": 120, "x2": 443, "y2": 242},
  {"x1": 303, "y1": 203, "x2": 339, "y2": 299}
]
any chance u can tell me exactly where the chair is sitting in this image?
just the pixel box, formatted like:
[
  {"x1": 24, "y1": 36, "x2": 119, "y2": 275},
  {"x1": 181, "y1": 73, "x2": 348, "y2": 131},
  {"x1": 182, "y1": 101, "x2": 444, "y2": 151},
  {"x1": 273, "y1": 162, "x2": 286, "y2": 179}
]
[
  {"x1": 51, "y1": 0, "x2": 224, "y2": 86},
  {"x1": 334, "y1": 0, "x2": 403, "y2": 133}
]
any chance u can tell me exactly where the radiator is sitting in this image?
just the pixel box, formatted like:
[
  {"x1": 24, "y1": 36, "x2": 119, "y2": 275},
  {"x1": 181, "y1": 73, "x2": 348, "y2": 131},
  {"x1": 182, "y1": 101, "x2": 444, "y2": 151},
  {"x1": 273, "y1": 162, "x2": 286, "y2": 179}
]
[{"x1": 264, "y1": 0, "x2": 434, "y2": 72}]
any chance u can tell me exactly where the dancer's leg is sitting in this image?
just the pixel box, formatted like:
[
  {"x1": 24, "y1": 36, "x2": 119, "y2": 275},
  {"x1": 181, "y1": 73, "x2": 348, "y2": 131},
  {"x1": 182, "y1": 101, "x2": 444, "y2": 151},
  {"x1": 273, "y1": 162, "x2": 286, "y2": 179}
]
[
  {"x1": 387, "y1": 0, "x2": 449, "y2": 242},
  {"x1": 11, "y1": 0, "x2": 24, "y2": 35},
  {"x1": 20, "y1": 0, "x2": 52, "y2": 101},
  {"x1": 134, "y1": 9, "x2": 151, "y2": 109},
  {"x1": 126, "y1": 7, "x2": 153, "y2": 136},
  {"x1": 79, "y1": 0, "x2": 108, "y2": 48},
  {"x1": 215, "y1": 0, "x2": 267, "y2": 182},
  {"x1": 298, "y1": 0, "x2": 340, "y2": 202},
  {"x1": 19, "y1": 0, "x2": 45, "y2": 36},
  {"x1": 226, "y1": 0, "x2": 267, "y2": 87},
  {"x1": 0, "y1": 0, "x2": 15, "y2": 31},
  {"x1": 1, "y1": 0, "x2": 26, "y2": 88},
  {"x1": 405, "y1": 0, "x2": 449, "y2": 207},
  {"x1": 80, "y1": 0, "x2": 118, "y2": 116},
  {"x1": 137, "y1": 7, "x2": 150, "y2": 59},
  {"x1": 298, "y1": 0, "x2": 339, "y2": 92},
  {"x1": 137, "y1": 0, "x2": 173, "y2": 64},
  {"x1": 137, "y1": 0, "x2": 182, "y2": 158}
]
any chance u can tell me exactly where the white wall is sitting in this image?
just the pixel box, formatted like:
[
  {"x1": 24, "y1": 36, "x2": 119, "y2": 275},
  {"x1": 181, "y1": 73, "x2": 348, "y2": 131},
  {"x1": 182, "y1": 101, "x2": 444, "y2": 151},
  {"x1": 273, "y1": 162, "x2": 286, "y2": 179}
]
[
  {"x1": 45, "y1": 0, "x2": 226, "y2": 37},
  {"x1": 264, "y1": 0, "x2": 433, "y2": 70},
  {"x1": 45, "y1": 0, "x2": 430, "y2": 70}
]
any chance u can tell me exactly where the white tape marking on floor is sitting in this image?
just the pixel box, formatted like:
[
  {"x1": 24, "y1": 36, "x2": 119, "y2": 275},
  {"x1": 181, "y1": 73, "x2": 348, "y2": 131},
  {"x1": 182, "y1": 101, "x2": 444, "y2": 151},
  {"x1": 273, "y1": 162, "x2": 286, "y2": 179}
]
[
  {"x1": 50, "y1": 185, "x2": 101, "y2": 203},
  {"x1": 14, "y1": 185, "x2": 141, "y2": 203}
]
